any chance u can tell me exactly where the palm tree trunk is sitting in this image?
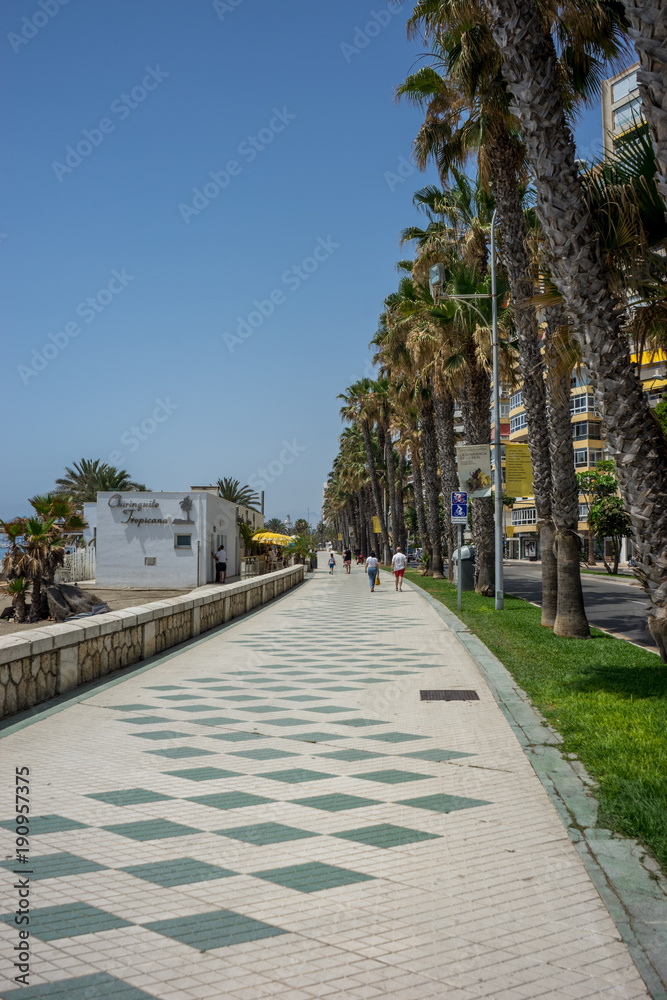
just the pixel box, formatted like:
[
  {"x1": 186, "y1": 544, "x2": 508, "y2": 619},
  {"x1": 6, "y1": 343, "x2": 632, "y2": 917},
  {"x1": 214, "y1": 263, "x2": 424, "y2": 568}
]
[
  {"x1": 420, "y1": 394, "x2": 444, "y2": 578},
  {"x1": 360, "y1": 419, "x2": 391, "y2": 563},
  {"x1": 487, "y1": 0, "x2": 667, "y2": 659},
  {"x1": 29, "y1": 574, "x2": 42, "y2": 623},
  {"x1": 395, "y1": 453, "x2": 407, "y2": 551},
  {"x1": 545, "y1": 338, "x2": 590, "y2": 638},
  {"x1": 433, "y1": 388, "x2": 458, "y2": 581},
  {"x1": 624, "y1": 0, "x2": 667, "y2": 212},
  {"x1": 411, "y1": 440, "x2": 430, "y2": 558},
  {"x1": 462, "y1": 350, "x2": 495, "y2": 596},
  {"x1": 487, "y1": 127, "x2": 557, "y2": 625},
  {"x1": 384, "y1": 425, "x2": 398, "y2": 555}
]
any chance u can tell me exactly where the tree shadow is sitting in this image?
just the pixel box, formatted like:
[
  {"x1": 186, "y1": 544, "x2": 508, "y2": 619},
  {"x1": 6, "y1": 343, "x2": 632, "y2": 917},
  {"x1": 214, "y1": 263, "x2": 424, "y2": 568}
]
[{"x1": 567, "y1": 662, "x2": 667, "y2": 700}]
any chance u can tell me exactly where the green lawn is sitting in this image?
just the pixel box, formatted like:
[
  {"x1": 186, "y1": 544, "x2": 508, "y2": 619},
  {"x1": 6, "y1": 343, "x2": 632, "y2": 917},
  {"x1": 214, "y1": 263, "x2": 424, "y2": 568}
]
[{"x1": 406, "y1": 570, "x2": 667, "y2": 871}]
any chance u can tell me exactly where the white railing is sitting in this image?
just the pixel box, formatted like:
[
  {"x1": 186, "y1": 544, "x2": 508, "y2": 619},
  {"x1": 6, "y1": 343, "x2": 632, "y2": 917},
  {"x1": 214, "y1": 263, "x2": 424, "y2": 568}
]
[{"x1": 54, "y1": 547, "x2": 96, "y2": 583}]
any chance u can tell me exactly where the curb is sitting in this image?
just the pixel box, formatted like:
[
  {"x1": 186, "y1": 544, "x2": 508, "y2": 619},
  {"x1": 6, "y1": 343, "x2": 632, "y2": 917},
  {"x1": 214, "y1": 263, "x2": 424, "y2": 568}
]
[{"x1": 407, "y1": 579, "x2": 667, "y2": 1000}]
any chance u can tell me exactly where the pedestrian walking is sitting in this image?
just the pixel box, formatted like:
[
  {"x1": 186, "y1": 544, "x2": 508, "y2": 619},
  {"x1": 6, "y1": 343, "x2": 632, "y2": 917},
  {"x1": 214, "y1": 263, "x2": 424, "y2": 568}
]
[
  {"x1": 343, "y1": 547, "x2": 352, "y2": 574},
  {"x1": 328, "y1": 552, "x2": 336, "y2": 574},
  {"x1": 211, "y1": 544, "x2": 227, "y2": 583},
  {"x1": 365, "y1": 551, "x2": 379, "y2": 591},
  {"x1": 391, "y1": 546, "x2": 407, "y2": 591}
]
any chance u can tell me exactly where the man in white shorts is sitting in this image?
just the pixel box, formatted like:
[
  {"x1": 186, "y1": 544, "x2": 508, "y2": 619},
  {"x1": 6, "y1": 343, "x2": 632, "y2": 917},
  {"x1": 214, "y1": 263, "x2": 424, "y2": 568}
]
[{"x1": 391, "y1": 547, "x2": 407, "y2": 591}]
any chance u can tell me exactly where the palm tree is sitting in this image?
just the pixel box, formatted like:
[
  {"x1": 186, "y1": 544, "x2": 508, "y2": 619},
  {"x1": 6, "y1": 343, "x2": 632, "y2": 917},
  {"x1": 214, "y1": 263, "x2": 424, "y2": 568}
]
[
  {"x1": 1, "y1": 578, "x2": 31, "y2": 624},
  {"x1": 397, "y1": 50, "x2": 560, "y2": 619},
  {"x1": 55, "y1": 459, "x2": 147, "y2": 505},
  {"x1": 265, "y1": 517, "x2": 287, "y2": 533},
  {"x1": 0, "y1": 521, "x2": 24, "y2": 581},
  {"x1": 543, "y1": 321, "x2": 590, "y2": 638},
  {"x1": 623, "y1": 2, "x2": 667, "y2": 211},
  {"x1": 339, "y1": 380, "x2": 392, "y2": 563},
  {"x1": 19, "y1": 517, "x2": 55, "y2": 622},
  {"x1": 485, "y1": 0, "x2": 667, "y2": 658},
  {"x1": 215, "y1": 478, "x2": 260, "y2": 509}
]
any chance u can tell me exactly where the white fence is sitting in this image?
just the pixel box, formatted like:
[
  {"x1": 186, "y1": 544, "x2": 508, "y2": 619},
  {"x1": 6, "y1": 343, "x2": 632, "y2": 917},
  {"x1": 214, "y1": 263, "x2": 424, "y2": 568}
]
[{"x1": 54, "y1": 547, "x2": 96, "y2": 583}]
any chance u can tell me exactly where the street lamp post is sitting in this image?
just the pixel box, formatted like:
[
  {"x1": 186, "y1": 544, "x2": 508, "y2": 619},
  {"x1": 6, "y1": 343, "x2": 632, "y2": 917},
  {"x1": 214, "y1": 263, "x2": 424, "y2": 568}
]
[{"x1": 431, "y1": 210, "x2": 504, "y2": 610}]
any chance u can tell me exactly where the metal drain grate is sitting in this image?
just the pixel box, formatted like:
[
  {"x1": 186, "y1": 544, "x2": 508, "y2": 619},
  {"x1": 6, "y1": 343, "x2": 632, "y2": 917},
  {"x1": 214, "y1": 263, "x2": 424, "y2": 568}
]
[{"x1": 420, "y1": 690, "x2": 479, "y2": 701}]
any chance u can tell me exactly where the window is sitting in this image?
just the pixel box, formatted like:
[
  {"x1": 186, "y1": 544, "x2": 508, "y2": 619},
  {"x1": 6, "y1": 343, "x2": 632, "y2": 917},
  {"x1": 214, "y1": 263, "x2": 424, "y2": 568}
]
[
  {"x1": 614, "y1": 97, "x2": 642, "y2": 131},
  {"x1": 570, "y1": 393, "x2": 596, "y2": 415},
  {"x1": 512, "y1": 507, "x2": 537, "y2": 525},
  {"x1": 570, "y1": 371, "x2": 590, "y2": 388},
  {"x1": 510, "y1": 412, "x2": 527, "y2": 434},
  {"x1": 612, "y1": 71, "x2": 637, "y2": 104},
  {"x1": 589, "y1": 450, "x2": 604, "y2": 465},
  {"x1": 578, "y1": 504, "x2": 589, "y2": 522},
  {"x1": 572, "y1": 421, "x2": 602, "y2": 439},
  {"x1": 574, "y1": 449, "x2": 588, "y2": 466},
  {"x1": 500, "y1": 402, "x2": 510, "y2": 418},
  {"x1": 510, "y1": 390, "x2": 523, "y2": 410},
  {"x1": 174, "y1": 534, "x2": 192, "y2": 549}
]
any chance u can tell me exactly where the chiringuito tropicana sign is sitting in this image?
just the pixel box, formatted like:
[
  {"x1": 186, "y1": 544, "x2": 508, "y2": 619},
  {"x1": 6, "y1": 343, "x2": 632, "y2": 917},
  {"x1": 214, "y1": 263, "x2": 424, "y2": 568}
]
[{"x1": 108, "y1": 494, "x2": 170, "y2": 526}]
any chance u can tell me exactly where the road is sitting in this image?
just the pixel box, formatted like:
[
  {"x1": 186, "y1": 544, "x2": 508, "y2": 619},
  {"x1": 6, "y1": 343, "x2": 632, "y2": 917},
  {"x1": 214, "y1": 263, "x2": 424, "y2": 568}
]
[{"x1": 502, "y1": 561, "x2": 656, "y2": 651}]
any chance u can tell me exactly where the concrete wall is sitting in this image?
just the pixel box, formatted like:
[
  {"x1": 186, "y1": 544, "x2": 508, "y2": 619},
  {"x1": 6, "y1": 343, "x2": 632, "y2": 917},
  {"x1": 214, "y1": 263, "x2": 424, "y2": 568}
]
[{"x1": 0, "y1": 565, "x2": 305, "y2": 722}]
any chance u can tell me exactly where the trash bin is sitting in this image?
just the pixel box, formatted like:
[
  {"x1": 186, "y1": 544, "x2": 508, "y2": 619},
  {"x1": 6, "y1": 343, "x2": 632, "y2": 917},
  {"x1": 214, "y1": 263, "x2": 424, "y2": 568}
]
[{"x1": 452, "y1": 545, "x2": 475, "y2": 591}]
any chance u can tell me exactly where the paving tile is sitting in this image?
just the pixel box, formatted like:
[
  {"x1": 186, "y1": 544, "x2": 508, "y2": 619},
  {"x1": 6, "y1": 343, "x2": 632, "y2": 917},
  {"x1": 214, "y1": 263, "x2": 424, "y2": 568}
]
[
  {"x1": 109, "y1": 704, "x2": 155, "y2": 711},
  {"x1": 260, "y1": 769, "x2": 335, "y2": 783},
  {"x1": 187, "y1": 792, "x2": 274, "y2": 810},
  {"x1": 165, "y1": 766, "x2": 240, "y2": 781},
  {"x1": 282, "y1": 695, "x2": 325, "y2": 702},
  {"x1": 251, "y1": 861, "x2": 374, "y2": 892},
  {"x1": 288, "y1": 732, "x2": 345, "y2": 742},
  {"x1": 234, "y1": 705, "x2": 290, "y2": 714},
  {"x1": 363, "y1": 732, "x2": 428, "y2": 743},
  {"x1": 0, "y1": 902, "x2": 131, "y2": 941},
  {"x1": 215, "y1": 822, "x2": 319, "y2": 845},
  {"x1": 205, "y1": 732, "x2": 262, "y2": 741},
  {"x1": 0, "y1": 852, "x2": 105, "y2": 880},
  {"x1": 0, "y1": 814, "x2": 87, "y2": 834},
  {"x1": 117, "y1": 715, "x2": 172, "y2": 724},
  {"x1": 331, "y1": 824, "x2": 440, "y2": 848},
  {"x1": 103, "y1": 819, "x2": 200, "y2": 840},
  {"x1": 4, "y1": 973, "x2": 157, "y2": 999},
  {"x1": 398, "y1": 793, "x2": 492, "y2": 812},
  {"x1": 227, "y1": 748, "x2": 300, "y2": 760},
  {"x1": 146, "y1": 685, "x2": 183, "y2": 690},
  {"x1": 148, "y1": 747, "x2": 216, "y2": 758},
  {"x1": 192, "y1": 717, "x2": 245, "y2": 726},
  {"x1": 87, "y1": 788, "x2": 173, "y2": 806},
  {"x1": 351, "y1": 770, "x2": 431, "y2": 784},
  {"x1": 131, "y1": 730, "x2": 190, "y2": 740},
  {"x1": 157, "y1": 694, "x2": 205, "y2": 701},
  {"x1": 293, "y1": 793, "x2": 382, "y2": 812},
  {"x1": 145, "y1": 909, "x2": 286, "y2": 949},
  {"x1": 173, "y1": 705, "x2": 234, "y2": 714},
  {"x1": 401, "y1": 749, "x2": 475, "y2": 762},
  {"x1": 223, "y1": 695, "x2": 263, "y2": 701},
  {"x1": 305, "y1": 705, "x2": 359, "y2": 714},
  {"x1": 316, "y1": 749, "x2": 388, "y2": 761},
  {"x1": 121, "y1": 857, "x2": 237, "y2": 885}
]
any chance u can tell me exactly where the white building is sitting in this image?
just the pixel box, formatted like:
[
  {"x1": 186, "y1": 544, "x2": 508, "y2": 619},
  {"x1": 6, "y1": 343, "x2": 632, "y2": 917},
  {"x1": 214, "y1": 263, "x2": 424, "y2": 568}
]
[{"x1": 84, "y1": 488, "x2": 263, "y2": 588}]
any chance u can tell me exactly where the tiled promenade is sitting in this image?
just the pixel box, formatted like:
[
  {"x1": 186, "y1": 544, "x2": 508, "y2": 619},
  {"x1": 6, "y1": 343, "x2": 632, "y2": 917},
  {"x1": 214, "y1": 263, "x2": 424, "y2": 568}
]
[{"x1": 0, "y1": 560, "x2": 650, "y2": 999}]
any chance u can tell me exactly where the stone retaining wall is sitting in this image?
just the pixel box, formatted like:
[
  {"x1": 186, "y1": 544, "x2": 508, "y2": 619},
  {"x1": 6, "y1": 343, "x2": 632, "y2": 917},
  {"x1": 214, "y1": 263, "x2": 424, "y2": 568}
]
[{"x1": 0, "y1": 565, "x2": 305, "y2": 721}]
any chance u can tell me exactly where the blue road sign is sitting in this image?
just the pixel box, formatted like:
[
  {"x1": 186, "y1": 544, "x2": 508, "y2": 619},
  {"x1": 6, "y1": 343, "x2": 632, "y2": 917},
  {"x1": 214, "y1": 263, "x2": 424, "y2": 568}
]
[{"x1": 451, "y1": 491, "x2": 468, "y2": 523}]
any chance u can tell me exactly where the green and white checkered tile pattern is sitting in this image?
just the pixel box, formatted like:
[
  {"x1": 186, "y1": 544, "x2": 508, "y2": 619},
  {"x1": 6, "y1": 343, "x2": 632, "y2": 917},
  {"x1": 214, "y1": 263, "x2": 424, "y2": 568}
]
[{"x1": 0, "y1": 559, "x2": 649, "y2": 999}]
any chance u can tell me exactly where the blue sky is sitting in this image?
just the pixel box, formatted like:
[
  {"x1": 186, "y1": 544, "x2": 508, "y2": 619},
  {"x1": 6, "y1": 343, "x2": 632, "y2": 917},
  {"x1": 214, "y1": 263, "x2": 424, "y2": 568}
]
[{"x1": 2, "y1": 0, "x2": 609, "y2": 524}]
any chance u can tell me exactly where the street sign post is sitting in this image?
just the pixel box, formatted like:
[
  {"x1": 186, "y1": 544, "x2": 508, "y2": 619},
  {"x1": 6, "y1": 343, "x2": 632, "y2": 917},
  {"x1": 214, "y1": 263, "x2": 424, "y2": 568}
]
[{"x1": 451, "y1": 492, "x2": 468, "y2": 612}]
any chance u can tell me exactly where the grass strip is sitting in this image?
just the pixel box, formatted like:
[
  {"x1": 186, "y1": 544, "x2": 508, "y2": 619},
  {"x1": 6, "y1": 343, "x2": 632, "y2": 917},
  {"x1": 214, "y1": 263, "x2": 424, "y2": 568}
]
[{"x1": 406, "y1": 570, "x2": 667, "y2": 872}]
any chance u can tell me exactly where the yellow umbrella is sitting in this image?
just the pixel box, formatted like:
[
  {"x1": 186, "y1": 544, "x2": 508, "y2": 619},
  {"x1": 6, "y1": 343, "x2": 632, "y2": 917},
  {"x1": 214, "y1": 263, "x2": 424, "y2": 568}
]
[{"x1": 252, "y1": 531, "x2": 294, "y2": 546}]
